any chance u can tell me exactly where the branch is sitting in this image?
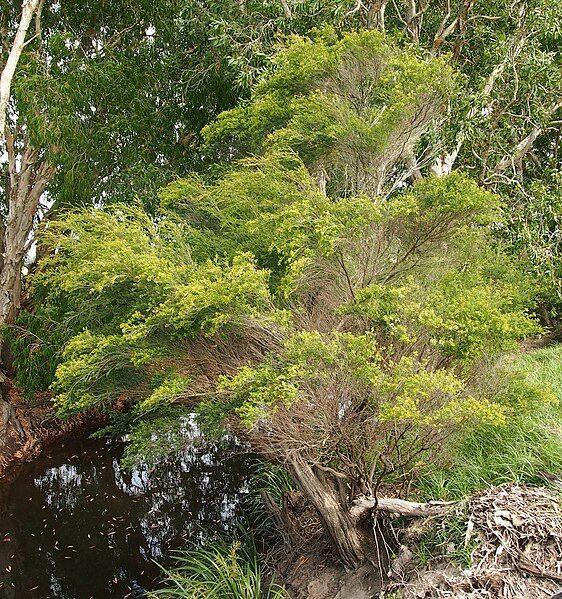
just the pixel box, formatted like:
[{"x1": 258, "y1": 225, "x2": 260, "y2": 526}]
[
  {"x1": 492, "y1": 100, "x2": 562, "y2": 176},
  {"x1": 350, "y1": 496, "x2": 456, "y2": 519},
  {"x1": 431, "y1": 0, "x2": 476, "y2": 55},
  {"x1": 279, "y1": 0, "x2": 292, "y2": 19},
  {"x1": 0, "y1": 0, "x2": 42, "y2": 140},
  {"x1": 432, "y1": 27, "x2": 529, "y2": 177},
  {"x1": 35, "y1": 0, "x2": 45, "y2": 44}
]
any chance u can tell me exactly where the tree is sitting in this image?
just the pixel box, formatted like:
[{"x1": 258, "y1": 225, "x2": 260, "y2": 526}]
[
  {"x1": 0, "y1": 0, "x2": 41, "y2": 136},
  {"x1": 0, "y1": 0, "x2": 346, "y2": 374},
  {"x1": 30, "y1": 32, "x2": 545, "y2": 569},
  {"x1": 0, "y1": 0, "x2": 46, "y2": 331},
  {"x1": 202, "y1": 29, "x2": 456, "y2": 196}
]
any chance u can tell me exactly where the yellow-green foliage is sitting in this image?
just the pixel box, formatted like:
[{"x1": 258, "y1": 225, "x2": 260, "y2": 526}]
[
  {"x1": 41, "y1": 209, "x2": 285, "y2": 415},
  {"x1": 202, "y1": 29, "x2": 456, "y2": 195},
  {"x1": 418, "y1": 346, "x2": 562, "y2": 500},
  {"x1": 219, "y1": 331, "x2": 509, "y2": 434},
  {"x1": 38, "y1": 206, "x2": 184, "y2": 296},
  {"x1": 135, "y1": 372, "x2": 192, "y2": 415},
  {"x1": 122, "y1": 253, "x2": 285, "y2": 340},
  {"x1": 25, "y1": 31, "x2": 542, "y2": 484},
  {"x1": 345, "y1": 273, "x2": 538, "y2": 361},
  {"x1": 53, "y1": 332, "x2": 144, "y2": 415}
]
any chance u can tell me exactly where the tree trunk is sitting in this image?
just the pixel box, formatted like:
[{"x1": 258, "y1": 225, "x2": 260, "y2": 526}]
[
  {"x1": 0, "y1": 135, "x2": 55, "y2": 368},
  {"x1": 1, "y1": 0, "x2": 50, "y2": 370},
  {"x1": 288, "y1": 455, "x2": 365, "y2": 570},
  {"x1": 0, "y1": 0, "x2": 42, "y2": 139}
]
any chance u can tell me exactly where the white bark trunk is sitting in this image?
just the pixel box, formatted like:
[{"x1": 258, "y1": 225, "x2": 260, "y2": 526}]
[
  {"x1": 431, "y1": 28, "x2": 528, "y2": 177},
  {"x1": 492, "y1": 101, "x2": 562, "y2": 177},
  {"x1": 0, "y1": 0, "x2": 41, "y2": 141}
]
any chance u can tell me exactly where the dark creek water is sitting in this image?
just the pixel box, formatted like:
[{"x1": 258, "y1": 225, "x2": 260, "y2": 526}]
[{"x1": 0, "y1": 424, "x2": 252, "y2": 598}]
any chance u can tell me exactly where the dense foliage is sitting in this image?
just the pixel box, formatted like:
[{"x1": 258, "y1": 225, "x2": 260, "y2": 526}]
[
  {"x1": 3, "y1": 0, "x2": 562, "y2": 581},
  {"x1": 15, "y1": 29, "x2": 556, "y2": 570}
]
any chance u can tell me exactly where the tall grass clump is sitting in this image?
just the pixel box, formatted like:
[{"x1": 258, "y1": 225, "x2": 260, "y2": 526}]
[
  {"x1": 513, "y1": 344, "x2": 562, "y2": 401},
  {"x1": 244, "y1": 460, "x2": 296, "y2": 535},
  {"x1": 150, "y1": 539, "x2": 287, "y2": 599},
  {"x1": 418, "y1": 344, "x2": 562, "y2": 501}
]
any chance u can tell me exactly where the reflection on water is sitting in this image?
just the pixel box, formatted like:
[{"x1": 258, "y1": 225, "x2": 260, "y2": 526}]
[{"x1": 0, "y1": 419, "x2": 252, "y2": 598}]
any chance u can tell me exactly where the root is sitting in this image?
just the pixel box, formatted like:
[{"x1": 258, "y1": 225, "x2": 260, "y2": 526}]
[{"x1": 0, "y1": 396, "x2": 26, "y2": 441}]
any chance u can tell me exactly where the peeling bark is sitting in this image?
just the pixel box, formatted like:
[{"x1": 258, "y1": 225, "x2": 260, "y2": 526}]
[
  {"x1": 0, "y1": 137, "x2": 55, "y2": 328},
  {"x1": 0, "y1": 132, "x2": 55, "y2": 367},
  {"x1": 289, "y1": 456, "x2": 365, "y2": 570},
  {"x1": 1, "y1": 0, "x2": 52, "y2": 369}
]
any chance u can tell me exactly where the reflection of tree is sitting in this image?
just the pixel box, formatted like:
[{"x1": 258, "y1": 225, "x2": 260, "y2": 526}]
[{"x1": 0, "y1": 431, "x2": 251, "y2": 597}]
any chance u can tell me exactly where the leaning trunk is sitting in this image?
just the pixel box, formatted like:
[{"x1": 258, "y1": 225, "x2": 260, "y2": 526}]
[
  {"x1": 288, "y1": 455, "x2": 364, "y2": 570},
  {"x1": 0, "y1": 138, "x2": 55, "y2": 368}
]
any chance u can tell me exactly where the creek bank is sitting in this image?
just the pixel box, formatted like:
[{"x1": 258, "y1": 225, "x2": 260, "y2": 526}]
[
  {"x1": 272, "y1": 483, "x2": 562, "y2": 598},
  {"x1": 279, "y1": 552, "x2": 383, "y2": 599},
  {"x1": 0, "y1": 380, "x2": 106, "y2": 479}
]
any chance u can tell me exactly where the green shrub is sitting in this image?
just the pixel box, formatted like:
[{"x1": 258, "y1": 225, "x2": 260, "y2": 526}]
[{"x1": 150, "y1": 540, "x2": 287, "y2": 599}]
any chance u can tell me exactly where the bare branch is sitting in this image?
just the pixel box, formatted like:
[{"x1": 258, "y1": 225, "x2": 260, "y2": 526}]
[
  {"x1": 492, "y1": 100, "x2": 562, "y2": 177},
  {"x1": 351, "y1": 496, "x2": 456, "y2": 519}
]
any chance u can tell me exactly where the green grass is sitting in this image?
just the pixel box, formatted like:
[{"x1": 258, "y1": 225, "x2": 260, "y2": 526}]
[
  {"x1": 149, "y1": 539, "x2": 287, "y2": 599},
  {"x1": 415, "y1": 509, "x2": 476, "y2": 568},
  {"x1": 512, "y1": 344, "x2": 562, "y2": 401},
  {"x1": 418, "y1": 344, "x2": 562, "y2": 501}
]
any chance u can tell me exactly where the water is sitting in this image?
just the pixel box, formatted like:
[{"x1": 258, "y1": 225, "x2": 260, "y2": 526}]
[{"x1": 0, "y1": 425, "x2": 252, "y2": 598}]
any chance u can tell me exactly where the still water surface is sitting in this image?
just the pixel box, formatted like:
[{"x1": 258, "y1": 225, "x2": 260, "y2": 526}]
[{"x1": 0, "y1": 426, "x2": 251, "y2": 598}]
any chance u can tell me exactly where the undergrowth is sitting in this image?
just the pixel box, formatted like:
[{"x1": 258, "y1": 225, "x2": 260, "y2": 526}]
[
  {"x1": 418, "y1": 344, "x2": 562, "y2": 501},
  {"x1": 415, "y1": 508, "x2": 476, "y2": 569},
  {"x1": 149, "y1": 538, "x2": 287, "y2": 599}
]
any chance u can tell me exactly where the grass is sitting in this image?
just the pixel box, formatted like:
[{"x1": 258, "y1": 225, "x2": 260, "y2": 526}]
[
  {"x1": 513, "y1": 344, "x2": 562, "y2": 401},
  {"x1": 415, "y1": 509, "x2": 476, "y2": 569},
  {"x1": 149, "y1": 539, "x2": 287, "y2": 599},
  {"x1": 244, "y1": 459, "x2": 296, "y2": 535},
  {"x1": 418, "y1": 344, "x2": 562, "y2": 501}
]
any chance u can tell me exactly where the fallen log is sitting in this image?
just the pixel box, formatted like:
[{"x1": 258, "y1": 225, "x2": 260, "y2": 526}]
[{"x1": 351, "y1": 496, "x2": 456, "y2": 519}]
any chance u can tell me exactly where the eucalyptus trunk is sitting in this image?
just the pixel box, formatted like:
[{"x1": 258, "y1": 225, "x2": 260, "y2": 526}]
[{"x1": 0, "y1": 135, "x2": 55, "y2": 367}]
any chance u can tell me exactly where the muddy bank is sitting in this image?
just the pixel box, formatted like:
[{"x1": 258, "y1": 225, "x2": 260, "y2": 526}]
[
  {"x1": 280, "y1": 552, "x2": 383, "y2": 599},
  {"x1": 0, "y1": 381, "x2": 106, "y2": 479}
]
